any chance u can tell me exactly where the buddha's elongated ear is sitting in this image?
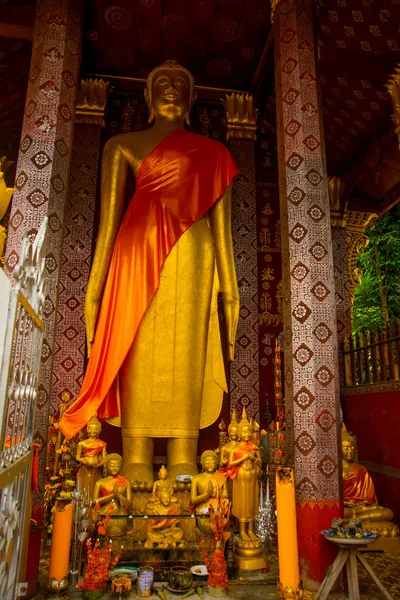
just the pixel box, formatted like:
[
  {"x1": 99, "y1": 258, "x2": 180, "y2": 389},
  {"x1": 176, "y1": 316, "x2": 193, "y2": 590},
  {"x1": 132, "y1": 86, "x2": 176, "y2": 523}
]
[
  {"x1": 184, "y1": 91, "x2": 197, "y2": 127},
  {"x1": 144, "y1": 87, "x2": 155, "y2": 124}
]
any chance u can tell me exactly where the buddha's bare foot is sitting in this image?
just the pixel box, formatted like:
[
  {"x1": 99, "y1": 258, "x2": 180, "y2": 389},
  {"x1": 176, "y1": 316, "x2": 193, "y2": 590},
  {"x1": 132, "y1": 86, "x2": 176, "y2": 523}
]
[
  {"x1": 122, "y1": 462, "x2": 154, "y2": 488},
  {"x1": 238, "y1": 532, "x2": 251, "y2": 543},
  {"x1": 167, "y1": 462, "x2": 198, "y2": 482},
  {"x1": 248, "y1": 531, "x2": 259, "y2": 541}
]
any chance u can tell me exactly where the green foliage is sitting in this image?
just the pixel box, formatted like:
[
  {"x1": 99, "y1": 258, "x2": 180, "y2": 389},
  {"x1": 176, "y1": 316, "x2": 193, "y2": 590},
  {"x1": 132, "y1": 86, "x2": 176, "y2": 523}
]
[{"x1": 352, "y1": 205, "x2": 400, "y2": 335}]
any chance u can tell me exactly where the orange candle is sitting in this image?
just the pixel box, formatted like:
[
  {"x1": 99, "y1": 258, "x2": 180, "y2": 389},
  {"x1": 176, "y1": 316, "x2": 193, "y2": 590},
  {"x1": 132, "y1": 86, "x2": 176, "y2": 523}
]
[
  {"x1": 48, "y1": 502, "x2": 73, "y2": 588},
  {"x1": 276, "y1": 468, "x2": 300, "y2": 599}
]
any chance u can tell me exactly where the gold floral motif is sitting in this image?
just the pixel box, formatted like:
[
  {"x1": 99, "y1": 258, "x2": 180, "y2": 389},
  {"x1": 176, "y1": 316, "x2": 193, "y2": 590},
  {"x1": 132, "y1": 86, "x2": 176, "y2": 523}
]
[{"x1": 224, "y1": 93, "x2": 257, "y2": 141}]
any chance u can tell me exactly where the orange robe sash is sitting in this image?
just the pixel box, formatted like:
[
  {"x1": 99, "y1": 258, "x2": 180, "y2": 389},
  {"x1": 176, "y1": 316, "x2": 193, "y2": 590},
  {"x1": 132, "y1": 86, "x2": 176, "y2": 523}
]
[
  {"x1": 83, "y1": 439, "x2": 106, "y2": 457},
  {"x1": 223, "y1": 442, "x2": 260, "y2": 480},
  {"x1": 60, "y1": 130, "x2": 238, "y2": 439},
  {"x1": 343, "y1": 462, "x2": 378, "y2": 505},
  {"x1": 148, "y1": 503, "x2": 180, "y2": 530},
  {"x1": 99, "y1": 474, "x2": 128, "y2": 497}
]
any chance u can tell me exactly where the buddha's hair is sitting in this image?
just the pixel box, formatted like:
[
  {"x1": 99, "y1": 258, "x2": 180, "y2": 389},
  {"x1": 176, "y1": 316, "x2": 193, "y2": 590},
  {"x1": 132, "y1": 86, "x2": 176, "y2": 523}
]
[
  {"x1": 341, "y1": 423, "x2": 356, "y2": 445},
  {"x1": 238, "y1": 406, "x2": 251, "y2": 432},
  {"x1": 104, "y1": 453, "x2": 123, "y2": 466},
  {"x1": 200, "y1": 449, "x2": 218, "y2": 463},
  {"x1": 87, "y1": 416, "x2": 101, "y2": 430}
]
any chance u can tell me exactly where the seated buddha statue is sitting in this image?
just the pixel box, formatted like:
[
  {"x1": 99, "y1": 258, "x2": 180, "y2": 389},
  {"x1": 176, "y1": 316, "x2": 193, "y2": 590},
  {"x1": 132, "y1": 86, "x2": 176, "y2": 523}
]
[
  {"x1": 342, "y1": 424, "x2": 398, "y2": 536},
  {"x1": 93, "y1": 453, "x2": 131, "y2": 537},
  {"x1": 151, "y1": 465, "x2": 175, "y2": 502},
  {"x1": 75, "y1": 416, "x2": 107, "y2": 502},
  {"x1": 144, "y1": 489, "x2": 184, "y2": 549},
  {"x1": 191, "y1": 449, "x2": 228, "y2": 537}
]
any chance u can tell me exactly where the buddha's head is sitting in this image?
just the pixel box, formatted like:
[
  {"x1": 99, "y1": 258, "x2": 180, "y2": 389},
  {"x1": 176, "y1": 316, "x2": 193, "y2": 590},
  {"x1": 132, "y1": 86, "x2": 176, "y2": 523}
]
[
  {"x1": 228, "y1": 409, "x2": 239, "y2": 441},
  {"x1": 86, "y1": 416, "x2": 101, "y2": 438},
  {"x1": 145, "y1": 60, "x2": 196, "y2": 126},
  {"x1": 238, "y1": 407, "x2": 252, "y2": 442},
  {"x1": 159, "y1": 489, "x2": 172, "y2": 506},
  {"x1": 201, "y1": 450, "x2": 218, "y2": 474},
  {"x1": 341, "y1": 424, "x2": 356, "y2": 462},
  {"x1": 104, "y1": 453, "x2": 123, "y2": 476},
  {"x1": 158, "y1": 465, "x2": 168, "y2": 481}
]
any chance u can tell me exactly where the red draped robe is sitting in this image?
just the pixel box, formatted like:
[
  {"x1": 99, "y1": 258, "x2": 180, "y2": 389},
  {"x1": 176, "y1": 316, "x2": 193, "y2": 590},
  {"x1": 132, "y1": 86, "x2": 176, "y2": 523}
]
[{"x1": 60, "y1": 130, "x2": 238, "y2": 439}]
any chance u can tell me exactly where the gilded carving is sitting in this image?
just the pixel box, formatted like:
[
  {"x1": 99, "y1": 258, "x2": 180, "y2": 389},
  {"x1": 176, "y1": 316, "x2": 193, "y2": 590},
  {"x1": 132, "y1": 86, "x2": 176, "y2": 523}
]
[
  {"x1": 345, "y1": 211, "x2": 377, "y2": 301},
  {"x1": 0, "y1": 157, "x2": 14, "y2": 263},
  {"x1": 224, "y1": 93, "x2": 257, "y2": 141},
  {"x1": 76, "y1": 78, "x2": 112, "y2": 127},
  {"x1": 328, "y1": 176, "x2": 346, "y2": 229},
  {"x1": 386, "y1": 65, "x2": 400, "y2": 150}
]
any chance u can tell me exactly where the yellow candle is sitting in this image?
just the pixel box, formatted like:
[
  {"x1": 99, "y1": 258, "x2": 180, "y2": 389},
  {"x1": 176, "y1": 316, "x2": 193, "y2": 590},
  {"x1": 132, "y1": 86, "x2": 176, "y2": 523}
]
[
  {"x1": 48, "y1": 502, "x2": 73, "y2": 587},
  {"x1": 276, "y1": 468, "x2": 300, "y2": 598}
]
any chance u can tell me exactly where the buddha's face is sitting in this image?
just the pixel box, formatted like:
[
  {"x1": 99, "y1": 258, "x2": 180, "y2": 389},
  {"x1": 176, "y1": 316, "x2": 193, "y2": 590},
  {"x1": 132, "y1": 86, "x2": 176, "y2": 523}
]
[
  {"x1": 228, "y1": 426, "x2": 238, "y2": 441},
  {"x1": 146, "y1": 68, "x2": 191, "y2": 122},
  {"x1": 159, "y1": 469, "x2": 167, "y2": 480},
  {"x1": 342, "y1": 440, "x2": 356, "y2": 462},
  {"x1": 240, "y1": 425, "x2": 252, "y2": 442},
  {"x1": 160, "y1": 491, "x2": 171, "y2": 506},
  {"x1": 202, "y1": 455, "x2": 218, "y2": 474},
  {"x1": 107, "y1": 459, "x2": 122, "y2": 476},
  {"x1": 87, "y1": 423, "x2": 100, "y2": 438}
]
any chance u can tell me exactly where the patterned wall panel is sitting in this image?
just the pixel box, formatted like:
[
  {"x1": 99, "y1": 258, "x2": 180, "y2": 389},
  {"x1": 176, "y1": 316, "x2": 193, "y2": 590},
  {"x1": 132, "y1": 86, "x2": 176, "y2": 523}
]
[
  {"x1": 4, "y1": 0, "x2": 83, "y2": 514},
  {"x1": 255, "y1": 127, "x2": 283, "y2": 422},
  {"x1": 51, "y1": 125, "x2": 102, "y2": 412},
  {"x1": 229, "y1": 140, "x2": 259, "y2": 422}
]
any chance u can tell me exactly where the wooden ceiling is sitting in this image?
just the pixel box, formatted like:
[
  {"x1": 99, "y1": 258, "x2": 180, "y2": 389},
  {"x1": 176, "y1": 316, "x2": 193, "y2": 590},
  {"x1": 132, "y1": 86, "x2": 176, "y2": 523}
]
[{"x1": 0, "y1": 0, "x2": 399, "y2": 214}]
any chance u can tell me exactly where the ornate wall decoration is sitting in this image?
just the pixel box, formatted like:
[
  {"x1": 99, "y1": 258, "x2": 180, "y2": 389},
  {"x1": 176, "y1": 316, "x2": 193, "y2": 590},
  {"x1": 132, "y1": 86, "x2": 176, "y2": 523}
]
[
  {"x1": 255, "y1": 127, "x2": 282, "y2": 423},
  {"x1": 345, "y1": 210, "x2": 377, "y2": 302},
  {"x1": 386, "y1": 65, "x2": 400, "y2": 150},
  {"x1": 229, "y1": 139, "x2": 259, "y2": 421}
]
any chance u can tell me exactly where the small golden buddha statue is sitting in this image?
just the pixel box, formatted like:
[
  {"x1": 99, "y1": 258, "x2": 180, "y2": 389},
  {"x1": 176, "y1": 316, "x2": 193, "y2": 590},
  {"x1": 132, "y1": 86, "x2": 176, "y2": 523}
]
[
  {"x1": 228, "y1": 409, "x2": 262, "y2": 544},
  {"x1": 144, "y1": 489, "x2": 185, "y2": 549},
  {"x1": 151, "y1": 465, "x2": 175, "y2": 502},
  {"x1": 191, "y1": 450, "x2": 228, "y2": 537},
  {"x1": 76, "y1": 416, "x2": 107, "y2": 502},
  {"x1": 342, "y1": 424, "x2": 398, "y2": 537},
  {"x1": 93, "y1": 453, "x2": 131, "y2": 537},
  {"x1": 59, "y1": 60, "x2": 239, "y2": 489}
]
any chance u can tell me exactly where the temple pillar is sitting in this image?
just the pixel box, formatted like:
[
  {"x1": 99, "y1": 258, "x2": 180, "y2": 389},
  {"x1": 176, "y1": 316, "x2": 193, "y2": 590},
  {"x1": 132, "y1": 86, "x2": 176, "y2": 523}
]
[
  {"x1": 3, "y1": 1, "x2": 83, "y2": 593},
  {"x1": 51, "y1": 78, "x2": 111, "y2": 413},
  {"x1": 224, "y1": 93, "x2": 260, "y2": 421},
  {"x1": 273, "y1": 0, "x2": 341, "y2": 587}
]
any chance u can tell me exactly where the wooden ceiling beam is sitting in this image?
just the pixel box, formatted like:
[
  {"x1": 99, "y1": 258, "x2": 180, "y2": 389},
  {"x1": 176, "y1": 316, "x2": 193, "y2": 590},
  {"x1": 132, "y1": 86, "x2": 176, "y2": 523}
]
[
  {"x1": 341, "y1": 118, "x2": 396, "y2": 212},
  {"x1": 377, "y1": 180, "x2": 400, "y2": 217},
  {"x1": 0, "y1": 6, "x2": 34, "y2": 41}
]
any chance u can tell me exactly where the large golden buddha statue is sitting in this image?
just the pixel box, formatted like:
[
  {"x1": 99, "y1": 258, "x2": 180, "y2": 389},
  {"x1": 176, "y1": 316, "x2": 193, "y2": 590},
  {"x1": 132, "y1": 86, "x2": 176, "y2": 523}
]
[
  {"x1": 341, "y1": 424, "x2": 398, "y2": 537},
  {"x1": 59, "y1": 60, "x2": 239, "y2": 485}
]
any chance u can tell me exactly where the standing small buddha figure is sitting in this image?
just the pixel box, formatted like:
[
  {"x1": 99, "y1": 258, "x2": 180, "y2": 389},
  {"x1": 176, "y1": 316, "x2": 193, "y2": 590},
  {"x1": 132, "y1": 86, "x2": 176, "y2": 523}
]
[
  {"x1": 342, "y1": 424, "x2": 398, "y2": 537},
  {"x1": 219, "y1": 410, "x2": 239, "y2": 469},
  {"x1": 76, "y1": 416, "x2": 107, "y2": 502},
  {"x1": 227, "y1": 409, "x2": 266, "y2": 569},
  {"x1": 93, "y1": 453, "x2": 131, "y2": 537}
]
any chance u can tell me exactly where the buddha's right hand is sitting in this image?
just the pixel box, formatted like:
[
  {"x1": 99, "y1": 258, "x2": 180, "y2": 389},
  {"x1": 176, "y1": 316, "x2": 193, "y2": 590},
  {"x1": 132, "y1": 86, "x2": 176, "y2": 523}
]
[{"x1": 85, "y1": 295, "x2": 101, "y2": 357}]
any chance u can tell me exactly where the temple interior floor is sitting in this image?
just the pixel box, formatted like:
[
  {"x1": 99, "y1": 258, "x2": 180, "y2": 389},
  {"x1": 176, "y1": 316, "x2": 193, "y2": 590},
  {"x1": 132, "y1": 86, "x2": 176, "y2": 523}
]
[{"x1": 32, "y1": 548, "x2": 400, "y2": 599}]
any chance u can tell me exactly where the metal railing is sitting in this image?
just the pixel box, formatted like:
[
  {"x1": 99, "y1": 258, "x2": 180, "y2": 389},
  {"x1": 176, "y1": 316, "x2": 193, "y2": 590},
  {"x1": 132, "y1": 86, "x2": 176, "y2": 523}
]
[{"x1": 0, "y1": 219, "x2": 47, "y2": 600}]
